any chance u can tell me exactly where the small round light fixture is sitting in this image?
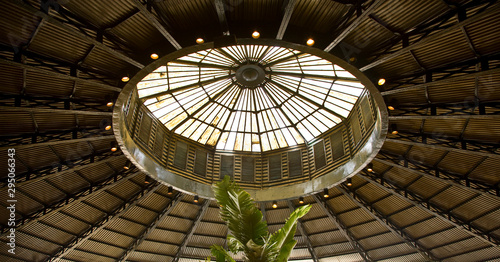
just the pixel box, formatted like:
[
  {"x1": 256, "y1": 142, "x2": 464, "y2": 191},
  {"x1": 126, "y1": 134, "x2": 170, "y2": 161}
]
[
  {"x1": 272, "y1": 201, "x2": 278, "y2": 209},
  {"x1": 378, "y1": 78, "x2": 386, "y2": 85},
  {"x1": 124, "y1": 160, "x2": 132, "y2": 170},
  {"x1": 299, "y1": 197, "x2": 304, "y2": 204},
  {"x1": 323, "y1": 188, "x2": 329, "y2": 198},
  {"x1": 121, "y1": 76, "x2": 130, "y2": 82},
  {"x1": 194, "y1": 195, "x2": 199, "y2": 203},
  {"x1": 110, "y1": 141, "x2": 118, "y2": 152},
  {"x1": 387, "y1": 105, "x2": 395, "y2": 111},
  {"x1": 150, "y1": 53, "x2": 159, "y2": 60},
  {"x1": 306, "y1": 38, "x2": 315, "y2": 46},
  {"x1": 346, "y1": 178, "x2": 352, "y2": 187},
  {"x1": 105, "y1": 125, "x2": 112, "y2": 131},
  {"x1": 106, "y1": 101, "x2": 114, "y2": 107},
  {"x1": 252, "y1": 31, "x2": 260, "y2": 39},
  {"x1": 390, "y1": 124, "x2": 398, "y2": 135},
  {"x1": 196, "y1": 38, "x2": 204, "y2": 44},
  {"x1": 167, "y1": 186, "x2": 173, "y2": 195},
  {"x1": 367, "y1": 163, "x2": 373, "y2": 173}
]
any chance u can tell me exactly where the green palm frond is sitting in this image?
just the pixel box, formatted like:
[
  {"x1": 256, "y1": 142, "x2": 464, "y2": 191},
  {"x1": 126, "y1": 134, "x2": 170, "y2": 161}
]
[
  {"x1": 210, "y1": 245, "x2": 236, "y2": 262},
  {"x1": 211, "y1": 176, "x2": 311, "y2": 262},
  {"x1": 213, "y1": 176, "x2": 268, "y2": 247}
]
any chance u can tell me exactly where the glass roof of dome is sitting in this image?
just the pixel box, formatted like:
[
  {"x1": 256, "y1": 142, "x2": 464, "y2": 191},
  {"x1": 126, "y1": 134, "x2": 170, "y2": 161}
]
[{"x1": 137, "y1": 44, "x2": 365, "y2": 152}]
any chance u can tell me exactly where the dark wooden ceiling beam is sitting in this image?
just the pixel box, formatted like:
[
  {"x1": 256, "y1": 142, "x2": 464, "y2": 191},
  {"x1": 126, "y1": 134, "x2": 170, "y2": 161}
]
[
  {"x1": 132, "y1": 0, "x2": 182, "y2": 50},
  {"x1": 386, "y1": 138, "x2": 500, "y2": 159},
  {"x1": 0, "y1": 135, "x2": 114, "y2": 151},
  {"x1": 214, "y1": 0, "x2": 230, "y2": 35},
  {"x1": 276, "y1": 0, "x2": 298, "y2": 40},
  {"x1": 287, "y1": 201, "x2": 319, "y2": 262},
  {"x1": 49, "y1": 181, "x2": 160, "y2": 260},
  {"x1": 312, "y1": 194, "x2": 373, "y2": 262},
  {"x1": 373, "y1": 156, "x2": 500, "y2": 200},
  {"x1": 1, "y1": 170, "x2": 141, "y2": 237},
  {"x1": 358, "y1": 172, "x2": 499, "y2": 247},
  {"x1": 6, "y1": 0, "x2": 145, "y2": 69},
  {"x1": 119, "y1": 192, "x2": 183, "y2": 261},
  {"x1": 389, "y1": 114, "x2": 500, "y2": 120},
  {"x1": 0, "y1": 106, "x2": 112, "y2": 116},
  {"x1": 382, "y1": 67, "x2": 500, "y2": 96},
  {"x1": 337, "y1": 185, "x2": 437, "y2": 261},
  {"x1": 0, "y1": 58, "x2": 121, "y2": 92},
  {"x1": 360, "y1": 3, "x2": 500, "y2": 71},
  {"x1": 324, "y1": 0, "x2": 384, "y2": 52},
  {"x1": 172, "y1": 199, "x2": 210, "y2": 262}
]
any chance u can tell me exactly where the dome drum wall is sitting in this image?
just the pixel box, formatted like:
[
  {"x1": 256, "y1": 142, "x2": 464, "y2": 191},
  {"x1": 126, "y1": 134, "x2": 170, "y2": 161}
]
[{"x1": 113, "y1": 39, "x2": 388, "y2": 201}]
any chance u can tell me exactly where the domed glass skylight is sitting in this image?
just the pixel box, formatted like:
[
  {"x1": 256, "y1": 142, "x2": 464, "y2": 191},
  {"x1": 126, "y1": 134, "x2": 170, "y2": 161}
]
[{"x1": 137, "y1": 44, "x2": 364, "y2": 152}]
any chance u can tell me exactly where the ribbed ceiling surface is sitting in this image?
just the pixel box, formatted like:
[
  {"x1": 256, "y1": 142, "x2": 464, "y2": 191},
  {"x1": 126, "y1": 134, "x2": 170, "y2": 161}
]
[{"x1": 0, "y1": 0, "x2": 500, "y2": 261}]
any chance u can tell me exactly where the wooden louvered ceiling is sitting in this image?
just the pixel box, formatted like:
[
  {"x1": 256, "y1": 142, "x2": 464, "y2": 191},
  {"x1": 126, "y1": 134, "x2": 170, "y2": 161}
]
[{"x1": 0, "y1": 0, "x2": 500, "y2": 261}]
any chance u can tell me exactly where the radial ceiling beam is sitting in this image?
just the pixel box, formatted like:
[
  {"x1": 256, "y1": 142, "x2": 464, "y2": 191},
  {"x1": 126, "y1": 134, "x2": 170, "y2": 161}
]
[
  {"x1": 386, "y1": 138, "x2": 500, "y2": 159},
  {"x1": 276, "y1": 0, "x2": 298, "y2": 40},
  {"x1": 214, "y1": 0, "x2": 230, "y2": 35},
  {"x1": 2, "y1": 153, "x2": 123, "y2": 189},
  {"x1": 358, "y1": 172, "x2": 499, "y2": 246},
  {"x1": 170, "y1": 81, "x2": 235, "y2": 133},
  {"x1": 287, "y1": 201, "x2": 319, "y2": 262},
  {"x1": 0, "y1": 135, "x2": 114, "y2": 151},
  {"x1": 6, "y1": 0, "x2": 144, "y2": 69},
  {"x1": 50, "y1": 182, "x2": 160, "y2": 261},
  {"x1": 324, "y1": 0, "x2": 385, "y2": 52},
  {"x1": 0, "y1": 58, "x2": 122, "y2": 92},
  {"x1": 140, "y1": 74, "x2": 233, "y2": 101},
  {"x1": 373, "y1": 156, "x2": 500, "y2": 200},
  {"x1": 382, "y1": 67, "x2": 500, "y2": 96},
  {"x1": 0, "y1": 106, "x2": 112, "y2": 116},
  {"x1": 388, "y1": 114, "x2": 500, "y2": 120},
  {"x1": 312, "y1": 195, "x2": 373, "y2": 262},
  {"x1": 120, "y1": 192, "x2": 183, "y2": 261},
  {"x1": 266, "y1": 78, "x2": 346, "y2": 120},
  {"x1": 360, "y1": 3, "x2": 500, "y2": 71},
  {"x1": 173, "y1": 200, "x2": 210, "y2": 262},
  {"x1": 388, "y1": 130, "x2": 499, "y2": 157},
  {"x1": 132, "y1": 0, "x2": 182, "y2": 50},
  {"x1": 0, "y1": 127, "x2": 109, "y2": 148},
  {"x1": 1, "y1": 170, "x2": 141, "y2": 236},
  {"x1": 268, "y1": 70, "x2": 362, "y2": 83},
  {"x1": 337, "y1": 185, "x2": 436, "y2": 261}
]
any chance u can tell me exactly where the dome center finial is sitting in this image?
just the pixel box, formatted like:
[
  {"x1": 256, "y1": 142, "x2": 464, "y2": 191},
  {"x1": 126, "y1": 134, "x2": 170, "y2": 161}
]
[{"x1": 235, "y1": 64, "x2": 265, "y2": 87}]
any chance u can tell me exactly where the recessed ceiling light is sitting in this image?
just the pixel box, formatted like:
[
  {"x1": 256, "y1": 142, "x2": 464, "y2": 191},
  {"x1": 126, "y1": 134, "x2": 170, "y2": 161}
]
[
  {"x1": 196, "y1": 38, "x2": 204, "y2": 44},
  {"x1": 110, "y1": 141, "x2": 118, "y2": 152},
  {"x1": 106, "y1": 101, "x2": 114, "y2": 107},
  {"x1": 150, "y1": 53, "x2": 159, "y2": 59},
  {"x1": 252, "y1": 31, "x2": 260, "y2": 39},
  {"x1": 272, "y1": 201, "x2": 278, "y2": 208},
  {"x1": 121, "y1": 76, "x2": 130, "y2": 82},
  {"x1": 378, "y1": 78, "x2": 386, "y2": 85},
  {"x1": 387, "y1": 105, "x2": 395, "y2": 110},
  {"x1": 105, "y1": 125, "x2": 112, "y2": 131},
  {"x1": 306, "y1": 38, "x2": 315, "y2": 46}
]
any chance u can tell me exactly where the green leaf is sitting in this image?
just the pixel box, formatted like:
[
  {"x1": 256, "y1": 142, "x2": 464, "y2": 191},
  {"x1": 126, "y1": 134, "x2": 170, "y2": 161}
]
[
  {"x1": 275, "y1": 238, "x2": 297, "y2": 262},
  {"x1": 227, "y1": 235, "x2": 244, "y2": 254},
  {"x1": 269, "y1": 204, "x2": 311, "y2": 251},
  {"x1": 210, "y1": 245, "x2": 236, "y2": 262},
  {"x1": 212, "y1": 176, "x2": 268, "y2": 248}
]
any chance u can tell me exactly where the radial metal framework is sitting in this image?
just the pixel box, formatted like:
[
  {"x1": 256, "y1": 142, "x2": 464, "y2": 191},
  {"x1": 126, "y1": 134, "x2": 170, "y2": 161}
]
[{"x1": 138, "y1": 44, "x2": 365, "y2": 152}]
